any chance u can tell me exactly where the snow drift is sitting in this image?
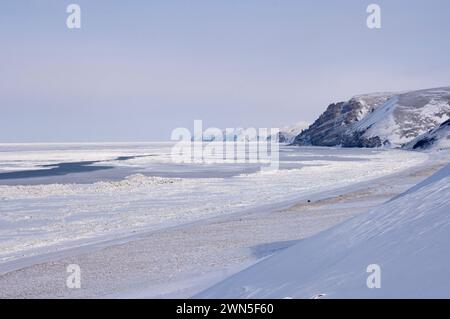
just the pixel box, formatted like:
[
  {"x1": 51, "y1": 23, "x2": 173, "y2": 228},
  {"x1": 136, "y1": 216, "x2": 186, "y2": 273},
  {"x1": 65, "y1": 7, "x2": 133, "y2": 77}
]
[{"x1": 198, "y1": 163, "x2": 450, "y2": 298}]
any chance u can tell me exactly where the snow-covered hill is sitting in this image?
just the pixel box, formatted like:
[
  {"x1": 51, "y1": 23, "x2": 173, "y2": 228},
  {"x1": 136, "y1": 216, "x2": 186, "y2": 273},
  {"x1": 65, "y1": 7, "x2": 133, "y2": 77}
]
[
  {"x1": 276, "y1": 121, "x2": 310, "y2": 143},
  {"x1": 404, "y1": 119, "x2": 450, "y2": 150},
  {"x1": 198, "y1": 163, "x2": 450, "y2": 298},
  {"x1": 293, "y1": 87, "x2": 450, "y2": 148}
]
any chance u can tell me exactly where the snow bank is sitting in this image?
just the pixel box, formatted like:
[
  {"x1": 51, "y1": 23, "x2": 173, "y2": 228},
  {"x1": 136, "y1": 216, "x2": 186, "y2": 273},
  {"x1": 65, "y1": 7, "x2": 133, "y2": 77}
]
[{"x1": 198, "y1": 164, "x2": 450, "y2": 298}]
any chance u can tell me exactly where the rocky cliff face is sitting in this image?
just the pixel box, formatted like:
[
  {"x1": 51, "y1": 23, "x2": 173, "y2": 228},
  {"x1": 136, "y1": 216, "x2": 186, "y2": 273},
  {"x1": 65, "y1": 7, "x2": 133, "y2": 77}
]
[
  {"x1": 293, "y1": 87, "x2": 450, "y2": 148},
  {"x1": 293, "y1": 93, "x2": 393, "y2": 147}
]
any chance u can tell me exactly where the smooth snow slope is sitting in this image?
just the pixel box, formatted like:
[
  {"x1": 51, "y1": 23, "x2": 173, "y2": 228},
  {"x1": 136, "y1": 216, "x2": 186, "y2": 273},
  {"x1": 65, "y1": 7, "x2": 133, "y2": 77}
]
[
  {"x1": 198, "y1": 163, "x2": 450, "y2": 298},
  {"x1": 404, "y1": 119, "x2": 450, "y2": 150},
  {"x1": 351, "y1": 87, "x2": 450, "y2": 147}
]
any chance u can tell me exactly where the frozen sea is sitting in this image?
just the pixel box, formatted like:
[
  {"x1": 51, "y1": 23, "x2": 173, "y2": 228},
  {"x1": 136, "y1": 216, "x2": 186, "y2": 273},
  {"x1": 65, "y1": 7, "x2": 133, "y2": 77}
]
[{"x1": 0, "y1": 142, "x2": 427, "y2": 266}]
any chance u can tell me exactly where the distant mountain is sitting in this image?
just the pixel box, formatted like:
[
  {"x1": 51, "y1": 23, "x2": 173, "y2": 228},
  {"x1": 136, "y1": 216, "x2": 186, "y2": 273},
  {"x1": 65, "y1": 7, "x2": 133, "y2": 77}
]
[
  {"x1": 275, "y1": 121, "x2": 310, "y2": 143},
  {"x1": 195, "y1": 122, "x2": 309, "y2": 143},
  {"x1": 292, "y1": 87, "x2": 450, "y2": 148},
  {"x1": 196, "y1": 128, "x2": 259, "y2": 142}
]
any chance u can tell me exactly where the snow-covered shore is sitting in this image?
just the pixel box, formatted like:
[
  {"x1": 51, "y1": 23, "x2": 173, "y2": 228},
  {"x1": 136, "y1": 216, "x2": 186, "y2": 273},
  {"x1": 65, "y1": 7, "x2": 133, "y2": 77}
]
[
  {"x1": 0, "y1": 144, "x2": 427, "y2": 266},
  {"x1": 0, "y1": 148, "x2": 447, "y2": 298},
  {"x1": 198, "y1": 162, "x2": 450, "y2": 298}
]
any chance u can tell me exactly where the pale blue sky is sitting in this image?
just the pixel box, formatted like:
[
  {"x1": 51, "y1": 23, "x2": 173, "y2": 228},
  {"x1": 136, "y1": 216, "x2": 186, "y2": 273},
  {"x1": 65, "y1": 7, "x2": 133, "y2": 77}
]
[{"x1": 1, "y1": 0, "x2": 450, "y2": 142}]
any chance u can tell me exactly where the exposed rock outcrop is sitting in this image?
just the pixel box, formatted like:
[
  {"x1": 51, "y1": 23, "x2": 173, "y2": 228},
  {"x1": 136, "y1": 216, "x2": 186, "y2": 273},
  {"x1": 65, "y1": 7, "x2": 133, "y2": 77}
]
[{"x1": 292, "y1": 87, "x2": 450, "y2": 148}]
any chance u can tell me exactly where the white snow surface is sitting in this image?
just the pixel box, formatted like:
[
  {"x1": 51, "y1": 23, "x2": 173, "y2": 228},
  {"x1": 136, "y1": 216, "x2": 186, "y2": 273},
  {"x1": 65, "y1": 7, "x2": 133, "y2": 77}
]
[
  {"x1": 198, "y1": 163, "x2": 450, "y2": 298},
  {"x1": 351, "y1": 87, "x2": 450, "y2": 147},
  {"x1": 0, "y1": 144, "x2": 427, "y2": 265},
  {"x1": 404, "y1": 120, "x2": 450, "y2": 150},
  {"x1": 351, "y1": 92, "x2": 396, "y2": 122}
]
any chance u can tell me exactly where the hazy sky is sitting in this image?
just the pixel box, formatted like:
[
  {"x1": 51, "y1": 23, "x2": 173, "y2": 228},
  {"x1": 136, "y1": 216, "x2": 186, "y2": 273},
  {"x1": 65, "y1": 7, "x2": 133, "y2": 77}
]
[{"x1": 1, "y1": 0, "x2": 450, "y2": 142}]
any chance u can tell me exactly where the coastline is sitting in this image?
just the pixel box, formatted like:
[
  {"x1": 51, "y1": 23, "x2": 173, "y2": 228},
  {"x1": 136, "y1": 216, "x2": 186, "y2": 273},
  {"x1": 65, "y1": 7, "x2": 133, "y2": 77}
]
[{"x1": 0, "y1": 151, "x2": 448, "y2": 298}]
